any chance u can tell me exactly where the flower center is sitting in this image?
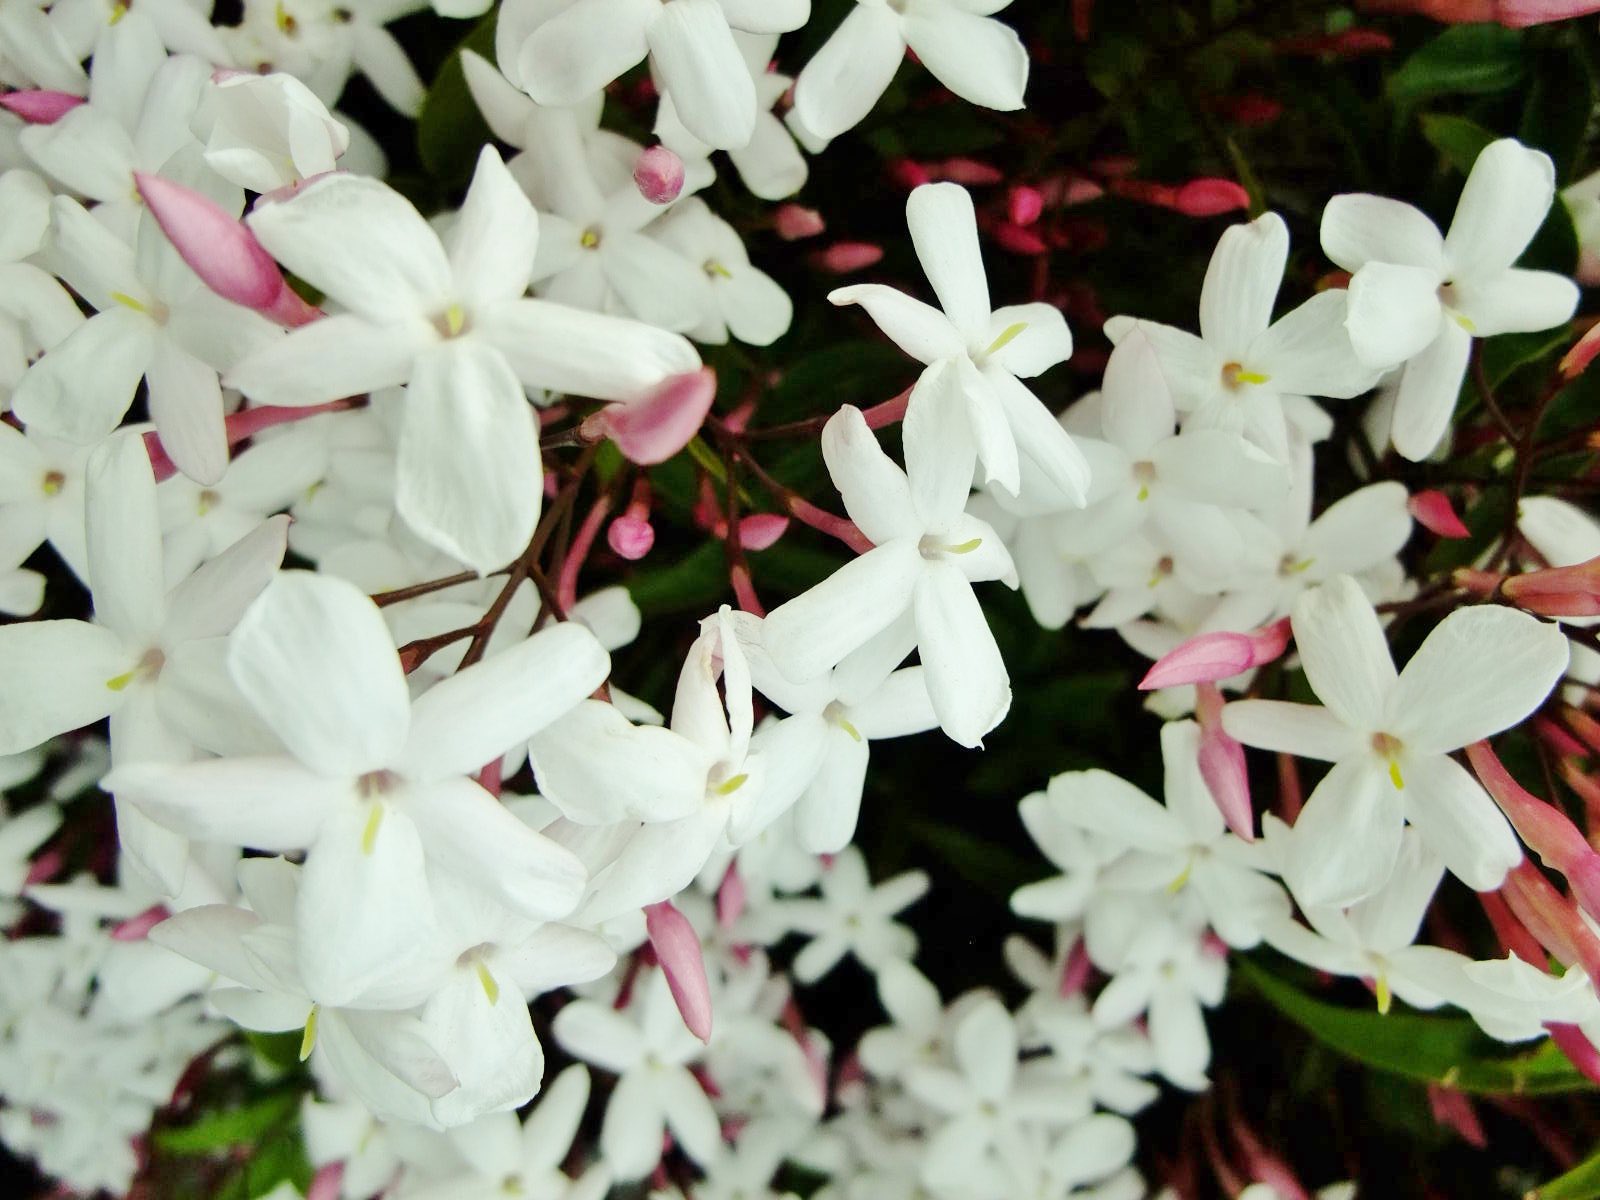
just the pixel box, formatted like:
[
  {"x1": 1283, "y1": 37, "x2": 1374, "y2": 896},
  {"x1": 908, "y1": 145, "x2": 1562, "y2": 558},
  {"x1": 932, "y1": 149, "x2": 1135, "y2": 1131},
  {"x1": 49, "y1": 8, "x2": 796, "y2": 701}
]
[
  {"x1": 580, "y1": 227, "x2": 602, "y2": 249},
  {"x1": 703, "y1": 259, "x2": 732, "y2": 279},
  {"x1": 918, "y1": 533, "x2": 982, "y2": 559},
  {"x1": 432, "y1": 303, "x2": 467, "y2": 338},
  {"x1": 1132, "y1": 460, "x2": 1156, "y2": 501},
  {"x1": 105, "y1": 647, "x2": 165, "y2": 692},
  {"x1": 1220, "y1": 361, "x2": 1270, "y2": 390},
  {"x1": 40, "y1": 470, "x2": 64, "y2": 496},
  {"x1": 1371, "y1": 732, "x2": 1405, "y2": 789}
]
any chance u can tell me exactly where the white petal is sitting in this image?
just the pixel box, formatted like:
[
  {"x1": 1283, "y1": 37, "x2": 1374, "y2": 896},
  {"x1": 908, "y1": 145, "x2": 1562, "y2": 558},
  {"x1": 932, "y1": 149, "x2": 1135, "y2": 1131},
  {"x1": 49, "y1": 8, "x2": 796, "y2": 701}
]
[
  {"x1": 422, "y1": 967, "x2": 543, "y2": 1127},
  {"x1": 1389, "y1": 319, "x2": 1471, "y2": 462},
  {"x1": 228, "y1": 572, "x2": 411, "y2": 777},
  {"x1": 1320, "y1": 194, "x2": 1444, "y2": 273},
  {"x1": 476, "y1": 298, "x2": 701, "y2": 402},
  {"x1": 1198, "y1": 212, "x2": 1287, "y2": 357},
  {"x1": 517, "y1": 0, "x2": 656, "y2": 108},
  {"x1": 795, "y1": 725, "x2": 871, "y2": 853},
  {"x1": 1290, "y1": 575, "x2": 1395, "y2": 732},
  {"x1": 904, "y1": 359, "x2": 978, "y2": 530},
  {"x1": 822, "y1": 401, "x2": 920, "y2": 542},
  {"x1": 101, "y1": 758, "x2": 337, "y2": 850},
  {"x1": 598, "y1": 1069, "x2": 665, "y2": 1180},
  {"x1": 906, "y1": 182, "x2": 990, "y2": 339},
  {"x1": 985, "y1": 302, "x2": 1072, "y2": 378},
  {"x1": 827, "y1": 283, "x2": 966, "y2": 365},
  {"x1": 1221, "y1": 700, "x2": 1363, "y2": 762},
  {"x1": 397, "y1": 339, "x2": 542, "y2": 574},
  {"x1": 85, "y1": 432, "x2": 164, "y2": 643},
  {"x1": 1250, "y1": 290, "x2": 1380, "y2": 399},
  {"x1": 225, "y1": 313, "x2": 422, "y2": 408},
  {"x1": 529, "y1": 700, "x2": 709, "y2": 825},
  {"x1": 1444, "y1": 139, "x2": 1556, "y2": 282},
  {"x1": 1388, "y1": 605, "x2": 1568, "y2": 754},
  {"x1": 161, "y1": 517, "x2": 290, "y2": 643},
  {"x1": 791, "y1": 5, "x2": 904, "y2": 140},
  {"x1": 0, "y1": 620, "x2": 126, "y2": 755},
  {"x1": 659, "y1": 1066, "x2": 723, "y2": 1167},
  {"x1": 448, "y1": 146, "x2": 540, "y2": 307},
  {"x1": 1100, "y1": 327, "x2": 1176, "y2": 456},
  {"x1": 647, "y1": 0, "x2": 757, "y2": 150},
  {"x1": 988, "y1": 366, "x2": 1090, "y2": 507},
  {"x1": 1345, "y1": 262, "x2": 1445, "y2": 369},
  {"x1": 727, "y1": 115, "x2": 807, "y2": 201},
  {"x1": 1450, "y1": 269, "x2": 1578, "y2": 338},
  {"x1": 1299, "y1": 482, "x2": 1411, "y2": 578},
  {"x1": 1284, "y1": 758, "x2": 1404, "y2": 908},
  {"x1": 1402, "y1": 754, "x2": 1521, "y2": 892},
  {"x1": 11, "y1": 308, "x2": 154, "y2": 444},
  {"x1": 901, "y1": 9, "x2": 1027, "y2": 114},
  {"x1": 912, "y1": 560, "x2": 1009, "y2": 747},
  {"x1": 553, "y1": 1000, "x2": 645, "y2": 1074},
  {"x1": 146, "y1": 339, "x2": 227, "y2": 486},
  {"x1": 247, "y1": 174, "x2": 452, "y2": 322},
  {"x1": 762, "y1": 540, "x2": 921, "y2": 683},
  {"x1": 1149, "y1": 428, "x2": 1287, "y2": 509},
  {"x1": 720, "y1": 263, "x2": 793, "y2": 345}
]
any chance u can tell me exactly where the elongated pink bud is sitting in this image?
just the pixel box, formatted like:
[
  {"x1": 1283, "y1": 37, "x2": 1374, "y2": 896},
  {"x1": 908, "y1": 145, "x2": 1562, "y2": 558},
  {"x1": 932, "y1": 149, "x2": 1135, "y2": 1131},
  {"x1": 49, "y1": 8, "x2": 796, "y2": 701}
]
[
  {"x1": 111, "y1": 904, "x2": 169, "y2": 942},
  {"x1": 1561, "y1": 321, "x2": 1600, "y2": 379},
  {"x1": 1468, "y1": 741, "x2": 1600, "y2": 921},
  {"x1": 1273, "y1": 28, "x2": 1393, "y2": 55},
  {"x1": 716, "y1": 863, "x2": 746, "y2": 930},
  {"x1": 737, "y1": 513, "x2": 788, "y2": 551},
  {"x1": 1499, "y1": 0, "x2": 1600, "y2": 28},
  {"x1": 645, "y1": 901, "x2": 712, "y2": 1043},
  {"x1": 1060, "y1": 936, "x2": 1091, "y2": 996},
  {"x1": 814, "y1": 241, "x2": 883, "y2": 273},
  {"x1": 134, "y1": 172, "x2": 321, "y2": 326},
  {"x1": 0, "y1": 90, "x2": 85, "y2": 123},
  {"x1": 1172, "y1": 178, "x2": 1250, "y2": 217},
  {"x1": 143, "y1": 399, "x2": 358, "y2": 482},
  {"x1": 633, "y1": 145, "x2": 685, "y2": 205},
  {"x1": 587, "y1": 367, "x2": 716, "y2": 466},
  {"x1": 1409, "y1": 489, "x2": 1470, "y2": 538},
  {"x1": 1198, "y1": 683, "x2": 1254, "y2": 840},
  {"x1": 1502, "y1": 556, "x2": 1600, "y2": 616},
  {"x1": 774, "y1": 204, "x2": 825, "y2": 240},
  {"x1": 1551, "y1": 1022, "x2": 1600, "y2": 1083},
  {"x1": 1139, "y1": 618, "x2": 1290, "y2": 690},
  {"x1": 1501, "y1": 861, "x2": 1600, "y2": 985},
  {"x1": 1427, "y1": 1084, "x2": 1487, "y2": 1148},
  {"x1": 937, "y1": 157, "x2": 1003, "y2": 186},
  {"x1": 1008, "y1": 185, "x2": 1045, "y2": 226}
]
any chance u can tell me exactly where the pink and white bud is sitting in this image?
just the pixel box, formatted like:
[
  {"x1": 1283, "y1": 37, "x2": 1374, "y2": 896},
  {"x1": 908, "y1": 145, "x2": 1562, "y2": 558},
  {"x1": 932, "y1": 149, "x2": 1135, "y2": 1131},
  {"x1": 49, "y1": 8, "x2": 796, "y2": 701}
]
[
  {"x1": 0, "y1": 90, "x2": 85, "y2": 124},
  {"x1": 645, "y1": 901, "x2": 713, "y2": 1043},
  {"x1": 307, "y1": 1163, "x2": 344, "y2": 1200},
  {"x1": 134, "y1": 172, "x2": 321, "y2": 327},
  {"x1": 608, "y1": 515, "x2": 655, "y2": 560},
  {"x1": 587, "y1": 367, "x2": 717, "y2": 465},
  {"x1": 633, "y1": 145, "x2": 686, "y2": 205},
  {"x1": 1498, "y1": 0, "x2": 1600, "y2": 28},
  {"x1": 1139, "y1": 619, "x2": 1290, "y2": 690},
  {"x1": 1468, "y1": 741, "x2": 1600, "y2": 921},
  {"x1": 1409, "y1": 489, "x2": 1470, "y2": 538},
  {"x1": 1502, "y1": 555, "x2": 1600, "y2": 616},
  {"x1": 1197, "y1": 683, "x2": 1255, "y2": 840},
  {"x1": 774, "y1": 203, "x2": 825, "y2": 240},
  {"x1": 1549, "y1": 1023, "x2": 1600, "y2": 1084},
  {"x1": 716, "y1": 864, "x2": 747, "y2": 930},
  {"x1": 814, "y1": 241, "x2": 884, "y2": 273},
  {"x1": 1501, "y1": 861, "x2": 1600, "y2": 985},
  {"x1": 737, "y1": 514, "x2": 789, "y2": 552}
]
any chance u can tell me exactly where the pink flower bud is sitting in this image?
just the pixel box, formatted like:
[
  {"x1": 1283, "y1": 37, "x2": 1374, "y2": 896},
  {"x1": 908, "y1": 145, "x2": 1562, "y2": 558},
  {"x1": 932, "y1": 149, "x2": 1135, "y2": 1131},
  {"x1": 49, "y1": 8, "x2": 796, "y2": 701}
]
[
  {"x1": 716, "y1": 864, "x2": 746, "y2": 930},
  {"x1": 1550, "y1": 1023, "x2": 1600, "y2": 1084},
  {"x1": 1498, "y1": 0, "x2": 1600, "y2": 28},
  {"x1": 645, "y1": 901, "x2": 713, "y2": 1043},
  {"x1": 992, "y1": 222, "x2": 1050, "y2": 256},
  {"x1": 888, "y1": 158, "x2": 932, "y2": 189},
  {"x1": 1502, "y1": 555, "x2": 1600, "y2": 616},
  {"x1": 307, "y1": 1163, "x2": 344, "y2": 1200},
  {"x1": 111, "y1": 904, "x2": 169, "y2": 942},
  {"x1": 814, "y1": 241, "x2": 884, "y2": 273},
  {"x1": 608, "y1": 515, "x2": 654, "y2": 560},
  {"x1": 774, "y1": 203, "x2": 825, "y2": 241},
  {"x1": 590, "y1": 367, "x2": 717, "y2": 466},
  {"x1": 1008, "y1": 185, "x2": 1045, "y2": 226},
  {"x1": 737, "y1": 513, "x2": 789, "y2": 551},
  {"x1": 633, "y1": 144, "x2": 685, "y2": 205},
  {"x1": 135, "y1": 172, "x2": 321, "y2": 326},
  {"x1": 1171, "y1": 178, "x2": 1251, "y2": 217},
  {"x1": 1197, "y1": 683, "x2": 1254, "y2": 840},
  {"x1": 1468, "y1": 741, "x2": 1600, "y2": 922},
  {"x1": 1273, "y1": 28, "x2": 1394, "y2": 55},
  {"x1": 1060, "y1": 937, "x2": 1092, "y2": 996},
  {"x1": 937, "y1": 157, "x2": 1003, "y2": 186},
  {"x1": 1139, "y1": 619, "x2": 1290, "y2": 690},
  {"x1": 0, "y1": 90, "x2": 85, "y2": 123},
  {"x1": 1562, "y1": 321, "x2": 1600, "y2": 379},
  {"x1": 1409, "y1": 489, "x2": 1470, "y2": 538},
  {"x1": 1502, "y1": 861, "x2": 1600, "y2": 985}
]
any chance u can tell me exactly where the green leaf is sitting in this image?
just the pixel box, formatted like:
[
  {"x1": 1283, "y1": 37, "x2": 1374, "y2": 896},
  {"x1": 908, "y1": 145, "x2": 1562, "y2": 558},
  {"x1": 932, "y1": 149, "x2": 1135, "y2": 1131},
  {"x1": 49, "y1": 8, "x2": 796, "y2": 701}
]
[
  {"x1": 1419, "y1": 113, "x2": 1497, "y2": 176},
  {"x1": 1388, "y1": 25, "x2": 1525, "y2": 103},
  {"x1": 154, "y1": 1090, "x2": 302, "y2": 1155},
  {"x1": 1239, "y1": 958, "x2": 1596, "y2": 1095},
  {"x1": 627, "y1": 540, "x2": 727, "y2": 616},
  {"x1": 1532, "y1": 1145, "x2": 1600, "y2": 1199},
  {"x1": 908, "y1": 820, "x2": 1036, "y2": 902},
  {"x1": 416, "y1": 10, "x2": 497, "y2": 188},
  {"x1": 1520, "y1": 47, "x2": 1595, "y2": 183},
  {"x1": 1482, "y1": 327, "x2": 1572, "y2": 389}
]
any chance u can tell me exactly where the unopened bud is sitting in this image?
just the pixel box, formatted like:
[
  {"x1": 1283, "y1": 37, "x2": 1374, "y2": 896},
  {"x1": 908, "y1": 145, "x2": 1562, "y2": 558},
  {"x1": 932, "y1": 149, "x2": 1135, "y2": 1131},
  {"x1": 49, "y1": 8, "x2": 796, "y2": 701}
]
[
  {"x1": 992, "y1": 223, "x2": 1050, "y2": 256},
  {"x1": 0, "y1": 89, "x2": 85, "y2": 123},
  {"x1": 1272, "y1": 28, "x2": 1393, "y2": 56},
  {"x1": 1171, "y1": 178, "x2": 1250, "y2": 217},
  {"x1": 645, "y1": 901, "x2": 712, "y2": 1043},
  {"x1": 1008, "y1": 185, "x2": 1045, "y2": 226},
  {"x1": 633, "y1": 145, "x2": 685, "y2": 206},
  {"x1": 1502, "y1": 555, "x2": 1600, "y2": 616},
  {"x1": 737, "y1": 513, "x2": 789, "y2": 551},
  {"x1": 814, "y1": 241, "x2": 884, "y2": 273},
  {"x1": 1409, "y1": 489, "x2": 1470, "y2": 538},
  {"x1": 774, "y1": 203, "x2": 825, "y2": 241},
  {"x1": 608, "y1": 515, "x2": 654, "y2": 560},
  {"x1": 1139, "y1": 619, "x2": 1290, "y2": 690},
  {"x1": 1561, "y1": 321, "x2": 1600, "y2": 379},
  {"x1": 590, "y1": 367, "x2": 716, "y2": 465},
  {"x1": 1197, "y1": 683, "x2": 1254, "y2": 841},
  {"x1": 937, "y1": 157, "x2": 1003, "y2": 186}
]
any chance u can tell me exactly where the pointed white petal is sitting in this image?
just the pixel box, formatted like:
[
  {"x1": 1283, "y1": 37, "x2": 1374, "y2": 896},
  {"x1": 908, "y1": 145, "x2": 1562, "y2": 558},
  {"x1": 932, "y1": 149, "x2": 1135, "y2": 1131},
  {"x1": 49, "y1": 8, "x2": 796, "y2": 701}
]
[{"x1": 1290, "y1": 575, "x2": 1395, "y2": 732}]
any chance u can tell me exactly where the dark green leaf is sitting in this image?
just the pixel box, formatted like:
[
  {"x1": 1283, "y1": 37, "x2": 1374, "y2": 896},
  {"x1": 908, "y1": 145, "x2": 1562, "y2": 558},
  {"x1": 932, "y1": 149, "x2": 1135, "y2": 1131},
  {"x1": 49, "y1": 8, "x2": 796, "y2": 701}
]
[
  {"x1": 1522, "y1": 193, "x2": 1581, "y2": 276},
  {"x1": 1388, "y1": 25, "x2": 1524, "y2": 103},
  {"x1": 1483, "y1": 328, "x2": 1572, "y2": 389},
  {"x1": 1532, "y1": 1145, "x2": 1600, "y2": 1200},
  {"x1": 1520, "y1": 47, "x2": 1595, "y2": 183},
  {"x1": 908, "y1": 820, "x2": 1036, "y2": 902},
  {"x1": 154, "y1": 1090, "x2": 302, "y2": 1155},
  {"x1": 416, "y1": 10, "x2": 497, "y2": 189},
  {"x1": 627, "y1": 540, "x2": 727, "y2": 616},
  {"x1": 1239, "y1": 958, "x2": 1595, "y2": 1095},
  {"x1": 1419, "y1": 113, "x2": 1497, "y2": 176}
]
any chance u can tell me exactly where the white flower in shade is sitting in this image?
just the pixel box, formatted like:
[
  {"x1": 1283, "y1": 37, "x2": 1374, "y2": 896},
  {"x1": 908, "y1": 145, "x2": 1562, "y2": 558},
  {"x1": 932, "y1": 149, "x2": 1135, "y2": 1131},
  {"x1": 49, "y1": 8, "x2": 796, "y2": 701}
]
[
  {"x1": 505, "y1": 0, "x2": 809, "y2": 150},
  {"x1": 227, "y1": 146, "x2": 699, "y2": 571},
  {"x1": 103, "y1": 570, "x2": 611, "y2": 1005},
  {"x1": 0, "y1": 435, "x2": 290, "y2": 893},
  {"x1": 794, "y1": 0, "x2": 1028, "y2": 139},
  {"x1": 1223, "y1": 574, "x2": 1568, "y2": 907},
  {"x1": 1322, "y1": 138, "x2": 1579, "y2": 460},
  {"x1": 0, "y1": 422, "x2": 92, "y2": 598},
  {"x1": 834, "y1": 183, "x2": 1090, "y2": 505},
  {"x1": 0, "y1": 169, "x2": 83, "y2": 412},
  {"x1": 761, "y1": 404, "x2": 1018, "y2": 748},
  {"x1": 552, "y1": 968, "x2": 723, "y2": 1181},
  {"x1": 0, "y1": 0, "x2": 88, "y2": 93},
  {"x1": 1018, "y1": 992, "x2": 1161, "y2": 1118},
  {"x1": 1105, "y1": 212, "x2": 1379, "y2": 463},
  {"x1": 654, "y1": 197, "x2": 793, "y2": 346},
  {"x1": 767, "y1": 846, "x2": 927, "y2": 984},
  {"x1": 729, "y1": 610, "x2": 938, "y2": 854},
  {"x1": 654, "y1": 32, "x2": 808, "y2": 200},
  {"x1": 14, "y1": 200, "x2": 280, "y2": 485},
  {"x1": 194, "y1": 70, "x2": 351, "y2": 194}
]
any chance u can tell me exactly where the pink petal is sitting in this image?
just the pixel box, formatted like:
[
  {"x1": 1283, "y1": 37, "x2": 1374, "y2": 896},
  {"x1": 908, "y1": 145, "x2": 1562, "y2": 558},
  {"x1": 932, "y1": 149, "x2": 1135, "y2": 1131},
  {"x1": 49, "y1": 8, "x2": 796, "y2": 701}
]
[
  {"x1": 774, "y1": 204, "x2": 825, "y2": 241},
  {"x1": 633, "y1": 145, "x2": 686, "y2": 206},
  {"x1": 737, "y1": 514, "x2": 789, "y2": 551},
  {"x1": 1139, "y1": 619, "x2": 1290, "y2": 690},
  {"x1": 1008, "y1": 185, "x2": 1045, "y2": 226},
  {"x1": 645, "y1": 901, "x2": 713, "y2": 1043},
  {"x1": 608, "y1": 514, "x2": 655, "y2": 560},
  {"x1": 0, "y1": 90, "x2": 85, "y2": 124},
  {"x1": 1171, "y1": 178, "x2": 1250, "y2": 217},
  {"x1": 598, "y1": 368, "x2": 717, "y2": 466},
  {"x1": 1197, "y1": 683, "x2": 1254, "y2": 840},
  {"x1": 1408, "y1": 489, "x2": 1470, "y2": 538}
]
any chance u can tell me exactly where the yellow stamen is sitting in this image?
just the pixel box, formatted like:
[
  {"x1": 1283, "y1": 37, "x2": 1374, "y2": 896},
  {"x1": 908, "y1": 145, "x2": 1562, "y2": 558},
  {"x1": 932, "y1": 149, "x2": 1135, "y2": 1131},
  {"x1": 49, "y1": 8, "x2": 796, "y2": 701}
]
[
  {"x1": 299, "y1": 1006, "x2": 319, "y2": 1060},
  {"x1": 105, "y1": 669, "x2": 137, "y2": 692},
  {"x1": 110, "y1": 291, "x2": 147, "y2": 313},
  {"x1": 704, "y1": 260, "x2": 733, "y2": 279},
  {"x1": 714, "y1": 773, "x2": 748, "y2": 796},
  {"x1": 274, "y1": 1, "x2": 295, "y2": 31},
  {"x1": 1235, "y1": 369, "x2": 1270, "y2": 385},
  {"x1": 1136, "y1": 485, "x2": 1149, "y2": 502},
  {"x1": 838, "y1": 717, "x2": 862, "y2": 743},
  {"x1": 579, "y1": 228, "x2": 601, "y2": 249},
  {"x1": 475, "y1": 960, "x2": 500, "y2": 1005},
  {"x1": 1375, "y1": 972, "x2": 1392, "y2": 1015},
  {"x1": 361, "y1": 804, "x2": 384, "y2": 854},
  {"x1": 983, "y1": 321, "x2": 1028, "y2": 358},
  {"x1": 108, "y1": 2, "x2": 127, "y2": 22},
  {"x1": 1388, "y1": 759, "x2": 1404, "y2": 791},
  {"x1": 1166, "y1": 860, "x2": 1193, "y2": 894},
  {"x1": 443, "y1": 303, "x2": 465, "y2": 337},
  {"x1": 197, "y1": 490, "x2": 219, "y2": 516},
  {"x1": 1283, "y1": 557, "x2": 1314, "y2": 575},
  {"x1": 41, "y1": 471, "x2": 64, "y2": 496},
  {"x1": 944, "y1": 537, "x2": 982, "y2": 554},
  {"x1": 1453, "y1": 312, "x2": 1476, "y2": 333}
]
